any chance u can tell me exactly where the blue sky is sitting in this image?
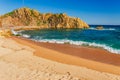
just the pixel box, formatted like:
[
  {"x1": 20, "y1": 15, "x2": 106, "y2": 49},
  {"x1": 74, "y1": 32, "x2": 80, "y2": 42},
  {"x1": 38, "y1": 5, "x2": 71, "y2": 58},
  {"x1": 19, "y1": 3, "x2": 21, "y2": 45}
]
[{"x1": 0, "y1": 0, "x2": 120, "y2": 25}]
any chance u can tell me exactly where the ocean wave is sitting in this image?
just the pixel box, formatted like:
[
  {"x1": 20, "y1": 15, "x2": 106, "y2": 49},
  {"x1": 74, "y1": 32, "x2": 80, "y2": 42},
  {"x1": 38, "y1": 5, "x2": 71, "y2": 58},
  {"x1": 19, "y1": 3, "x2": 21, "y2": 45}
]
[
  {"x1": 89, "y1": 27, "x2": 116, "y2": 31},
  {"x1": 11, "y1": 29, "x2": 25, "y2": 35},
  {"x1": 29, "y1": 38, "x2": 120, "y2": 54},
  {"x1": 11, "y1": 29, "x2": 19, "y2": 35},
  {"x1": 11, "y1": 29, "x2": 31, "y2": 38},
  {"x1": 22, "y1": 34, "x2": 31, "y2": 38}
]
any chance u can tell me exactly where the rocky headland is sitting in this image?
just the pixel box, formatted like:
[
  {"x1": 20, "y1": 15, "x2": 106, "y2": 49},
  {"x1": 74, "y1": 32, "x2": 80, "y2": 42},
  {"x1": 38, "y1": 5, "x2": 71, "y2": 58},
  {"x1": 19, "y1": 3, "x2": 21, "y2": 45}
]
[{"x1": 0, "y1": 7, "x2": 89, "y2": 29}]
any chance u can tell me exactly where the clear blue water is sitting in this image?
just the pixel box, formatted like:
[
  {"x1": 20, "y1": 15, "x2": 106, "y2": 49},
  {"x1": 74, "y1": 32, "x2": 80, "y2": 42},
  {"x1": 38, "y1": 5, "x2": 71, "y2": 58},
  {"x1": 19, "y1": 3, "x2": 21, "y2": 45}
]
[{"x1": 17, "y1": 25, "x2": 120, "y2": 54}]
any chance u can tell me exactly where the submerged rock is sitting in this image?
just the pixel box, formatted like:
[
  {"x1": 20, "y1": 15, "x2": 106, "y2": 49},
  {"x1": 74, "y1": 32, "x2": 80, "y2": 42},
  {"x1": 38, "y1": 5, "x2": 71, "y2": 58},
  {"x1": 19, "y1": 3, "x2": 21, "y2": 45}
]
[{"x1": 96, "y1": 26, "x2": 104, "y2": 30}]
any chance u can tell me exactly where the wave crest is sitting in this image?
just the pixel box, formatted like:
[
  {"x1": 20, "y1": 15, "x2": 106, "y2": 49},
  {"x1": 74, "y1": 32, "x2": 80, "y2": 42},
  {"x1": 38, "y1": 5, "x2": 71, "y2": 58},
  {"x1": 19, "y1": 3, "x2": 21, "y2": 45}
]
[
  {"x1": 89, "y1": 27, "x2": 116, "y2": 31},
  {"x1": 29, "y1": 38, "x2": 120, "y2": 54},
  {"x1": 11, "y1": 29, "x2": 31, "y2": 38}
]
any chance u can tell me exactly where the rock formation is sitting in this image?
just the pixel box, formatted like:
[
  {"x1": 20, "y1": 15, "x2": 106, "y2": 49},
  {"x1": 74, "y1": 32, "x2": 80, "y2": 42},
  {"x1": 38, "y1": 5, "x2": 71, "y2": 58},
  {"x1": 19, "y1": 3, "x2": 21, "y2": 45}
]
[
  {"x1": 0, "y1": 7, "x2": 89, "y2": 29},
  {"x1": 0, "y1": 29, "x2": 12, "y2": 37},
  {"x1": 96, "y1": 26, "x2": 104, "y2": 30}
]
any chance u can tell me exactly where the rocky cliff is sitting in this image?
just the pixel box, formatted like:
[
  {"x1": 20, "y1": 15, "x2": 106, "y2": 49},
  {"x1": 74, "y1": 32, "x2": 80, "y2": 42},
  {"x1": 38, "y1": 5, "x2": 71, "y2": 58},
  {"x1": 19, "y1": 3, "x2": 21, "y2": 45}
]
[{"x1": 0, "y1": 7, "x2": 89, "y2": 29}]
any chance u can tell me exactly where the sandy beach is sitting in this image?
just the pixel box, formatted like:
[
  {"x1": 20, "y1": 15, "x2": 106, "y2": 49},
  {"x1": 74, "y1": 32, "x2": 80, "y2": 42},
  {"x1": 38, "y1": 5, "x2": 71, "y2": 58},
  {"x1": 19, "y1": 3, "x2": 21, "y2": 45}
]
[
  {"x1": 0, "y1": 36, "x2": 120, "y2": 80},
  {"x1": 0, "y1": 1, "x2": 120, "y2": 79},
  {"x1": 21, "y1": 38, "x2": 120, "y2": 66},
  {"x1": 12, "y1": 37, "x2": 120, "y2": 74}
]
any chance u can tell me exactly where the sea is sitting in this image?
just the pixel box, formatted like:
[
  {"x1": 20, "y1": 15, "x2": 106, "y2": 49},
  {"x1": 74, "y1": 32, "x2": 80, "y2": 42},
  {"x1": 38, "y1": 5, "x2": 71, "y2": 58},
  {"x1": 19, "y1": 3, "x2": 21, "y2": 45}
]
[{"x1": 14, "y1": 25, "x2": 120, "y2": 54}]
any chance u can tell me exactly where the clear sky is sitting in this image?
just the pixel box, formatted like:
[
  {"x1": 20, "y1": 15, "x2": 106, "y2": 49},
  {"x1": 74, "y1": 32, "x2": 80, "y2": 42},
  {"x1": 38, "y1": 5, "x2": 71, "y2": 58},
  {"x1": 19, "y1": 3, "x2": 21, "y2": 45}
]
[{"x1": 0, "y1": 0, "x2": 120, "y2": 25}]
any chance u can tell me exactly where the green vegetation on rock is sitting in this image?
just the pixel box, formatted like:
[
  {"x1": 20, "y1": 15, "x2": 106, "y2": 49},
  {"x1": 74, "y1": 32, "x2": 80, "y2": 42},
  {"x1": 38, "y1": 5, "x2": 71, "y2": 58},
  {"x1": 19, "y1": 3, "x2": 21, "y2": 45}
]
[{"x1": 0, "y1": 7, "x2": 89, "y2": 29}]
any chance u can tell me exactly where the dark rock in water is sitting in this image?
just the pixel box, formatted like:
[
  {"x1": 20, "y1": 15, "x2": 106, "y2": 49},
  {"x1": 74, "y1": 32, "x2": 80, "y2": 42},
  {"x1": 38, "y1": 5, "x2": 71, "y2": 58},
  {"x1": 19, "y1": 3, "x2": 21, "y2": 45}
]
[{"x1": 96, "y1": 26, "x2": 104, "y2": 30}]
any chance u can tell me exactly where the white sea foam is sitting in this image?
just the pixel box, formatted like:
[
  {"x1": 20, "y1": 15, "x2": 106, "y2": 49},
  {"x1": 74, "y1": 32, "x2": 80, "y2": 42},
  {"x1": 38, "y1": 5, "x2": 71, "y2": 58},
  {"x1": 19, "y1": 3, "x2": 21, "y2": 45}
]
[
  {"x1": 11, "y1": 29, "x2": 18, "y2": 35},
  {"x1": 29, "y1": 38, "x2": 120, "y2": 54},
  {"x1": 89, "y1": 27, "x2": 116, "y2": 31},
  {"x1": 11, "y1": 29, "x2": 25, "y2": 35},
  {"x1": 21, "y1": 34, "x2": 31, "y2": 38},
  {"x1": 11, "y1": 29, "x2": 30, "y2": 38}
]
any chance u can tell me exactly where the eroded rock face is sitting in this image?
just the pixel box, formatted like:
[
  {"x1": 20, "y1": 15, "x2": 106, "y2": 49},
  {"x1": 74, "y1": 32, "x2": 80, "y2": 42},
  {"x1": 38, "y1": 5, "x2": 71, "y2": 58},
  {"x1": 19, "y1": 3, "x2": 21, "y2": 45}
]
[{"x1": 1, "y1": 7, "x2": 89, "y2": 29}]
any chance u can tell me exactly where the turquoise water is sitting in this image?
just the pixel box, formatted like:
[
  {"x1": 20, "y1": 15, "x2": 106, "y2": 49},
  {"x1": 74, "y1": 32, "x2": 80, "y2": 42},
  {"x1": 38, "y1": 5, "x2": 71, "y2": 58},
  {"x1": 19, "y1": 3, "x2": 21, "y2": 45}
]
[{"x1": 16, "y1": 25, "x2": 120, "y2": 54}]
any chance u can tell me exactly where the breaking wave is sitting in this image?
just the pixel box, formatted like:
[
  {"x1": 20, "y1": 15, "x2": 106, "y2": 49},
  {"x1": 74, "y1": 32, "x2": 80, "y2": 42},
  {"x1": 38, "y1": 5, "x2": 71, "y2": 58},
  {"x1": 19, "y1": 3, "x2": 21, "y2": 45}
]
[
  {"x1": 22, "y1": 34, "x2": 31, "y2": 38},
  {"x1": 89, "y1": 27, "x2": 116, "y2": 31},
  {"x1": 28, "y1": 38, "x2": 120, "y2": 54},
  {"x1": 11, "y1": 29, "x2": 31, "y2": 38}
]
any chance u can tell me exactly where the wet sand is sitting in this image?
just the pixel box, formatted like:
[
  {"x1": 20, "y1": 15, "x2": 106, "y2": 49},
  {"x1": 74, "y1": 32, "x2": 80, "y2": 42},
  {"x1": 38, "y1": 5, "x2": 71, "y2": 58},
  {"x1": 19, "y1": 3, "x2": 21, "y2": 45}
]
[
  {"x1": 35, "y1": 41, "x2": 120, "y2": 66},
  {"x1": 12, "y1": 36, "x2": 120, "y2": 75}
]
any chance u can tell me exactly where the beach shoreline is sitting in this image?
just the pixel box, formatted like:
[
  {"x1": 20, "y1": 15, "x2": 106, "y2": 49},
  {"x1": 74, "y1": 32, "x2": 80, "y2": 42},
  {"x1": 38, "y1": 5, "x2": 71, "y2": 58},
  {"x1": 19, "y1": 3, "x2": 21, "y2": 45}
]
[
  {"x1": 0, "y1": 5, "x2": 120, "y2": 80},
  {"x1": 12, "y1": 36, "x2": 120, "y2": 75},
  {"x1": 0, "y1": 37, "x2": 120, "y2": 80}
]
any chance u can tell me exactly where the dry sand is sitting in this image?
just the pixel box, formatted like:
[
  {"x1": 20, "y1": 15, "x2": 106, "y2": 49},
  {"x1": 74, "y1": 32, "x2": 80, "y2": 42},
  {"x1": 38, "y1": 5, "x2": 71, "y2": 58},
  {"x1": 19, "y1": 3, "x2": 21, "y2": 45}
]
[
  {"x1": 13, "y1": 37, "x2": 120, "y2": 75},
  {"x1": 0, "y1": 37, "x2": 120, "y2": 80}
]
